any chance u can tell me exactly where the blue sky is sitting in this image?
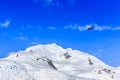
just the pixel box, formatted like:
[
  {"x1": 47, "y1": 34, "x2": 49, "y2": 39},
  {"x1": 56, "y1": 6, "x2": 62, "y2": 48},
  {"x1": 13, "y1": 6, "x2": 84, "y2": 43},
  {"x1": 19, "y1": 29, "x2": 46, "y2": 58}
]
[{"x1": 0, "y1": 0, "x2": 120, "y2": 67}]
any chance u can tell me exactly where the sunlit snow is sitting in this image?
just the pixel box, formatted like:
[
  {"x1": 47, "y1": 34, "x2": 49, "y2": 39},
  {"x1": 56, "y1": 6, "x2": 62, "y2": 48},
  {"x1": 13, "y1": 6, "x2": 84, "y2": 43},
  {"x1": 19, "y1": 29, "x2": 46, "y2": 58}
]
[{"x1": 0, "y1": 43, "x2": 120, "y2": 80}]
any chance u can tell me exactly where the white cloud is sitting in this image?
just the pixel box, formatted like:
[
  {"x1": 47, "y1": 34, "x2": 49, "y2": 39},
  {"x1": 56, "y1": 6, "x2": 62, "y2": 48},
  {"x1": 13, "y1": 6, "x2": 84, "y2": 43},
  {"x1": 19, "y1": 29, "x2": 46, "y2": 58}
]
[
  {"x1": 34, "y1": 0, "x2": 77, "y2": 7},
  {"x1": 43, "y1": 0, "x2": 57, "y2": 6},
  {"x1": 34, "y1": 0, "x2": 57, "y2": 6},
  {"x1": 19, "y1": 37, "x2": 27, "y2": 40},
  {"x1": 64, "y1": 24, "x2": 90, "y2": 31},
  {"x1": 31, "y1": 42, "x2": 39, "y2": 45},
  {"x1": 111, "y1": 26, "x2": 120, "y2": 30},
  {"x1": 67, "y1": 0, "x2": 76, "y2": 5},
  {"x1": 14, "y1": 36, "x2": 28, "y2": 41},
  {"x1": 94, "y1": 25, "x2": 111, "y2": 31},
  {"x1": 78, "y1": 26, "x2": 87, "y2": 31},
  {"x1": 81, "y1": 24, "x2": 111, "y2": 31},
  {"x1": 64, "y1": 24, "x2": 120, "y2": 31},
  {"x1": 98, "y1": 49, "x2": 103, "y2": 52},
  {"x1": 47, "y1": 26, "x2": 56, "y2": 30},
  {"x1": 64, "y1": 24, "x2": 78, "y2": 30},
  {"x1": 0, "y1": 20, "x2": 10, "y2": 28}
]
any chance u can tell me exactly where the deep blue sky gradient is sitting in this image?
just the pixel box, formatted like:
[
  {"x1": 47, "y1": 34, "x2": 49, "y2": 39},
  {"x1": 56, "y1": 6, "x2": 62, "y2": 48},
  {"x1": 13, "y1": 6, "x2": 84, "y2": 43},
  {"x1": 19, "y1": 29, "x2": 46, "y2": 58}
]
[{"x1": 0, "y1": 0, "x2": 120, "y2": 67}]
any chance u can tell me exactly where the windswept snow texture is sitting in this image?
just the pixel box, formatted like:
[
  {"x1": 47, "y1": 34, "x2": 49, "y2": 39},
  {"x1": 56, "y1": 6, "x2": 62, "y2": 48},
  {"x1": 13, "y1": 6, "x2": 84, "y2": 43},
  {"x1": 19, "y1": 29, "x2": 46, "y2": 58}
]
[{"x1": 0, "y1": 43, "x2": 120, "y2": 80}]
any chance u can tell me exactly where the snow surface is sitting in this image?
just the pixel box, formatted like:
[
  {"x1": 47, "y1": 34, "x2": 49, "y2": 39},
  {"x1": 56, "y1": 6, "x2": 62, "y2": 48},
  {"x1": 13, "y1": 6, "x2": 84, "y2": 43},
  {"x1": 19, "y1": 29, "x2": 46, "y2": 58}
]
[{"x1": 0, "y1": 43, "x2": 120, "y2": 80}]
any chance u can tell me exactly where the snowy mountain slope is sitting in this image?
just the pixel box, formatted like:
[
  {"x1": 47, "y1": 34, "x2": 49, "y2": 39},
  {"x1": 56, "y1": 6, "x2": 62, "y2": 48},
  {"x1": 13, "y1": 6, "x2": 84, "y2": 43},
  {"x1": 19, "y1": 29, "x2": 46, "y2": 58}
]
[{"x1": 0, "y1": 43, "x2": 120, "y2": 80}]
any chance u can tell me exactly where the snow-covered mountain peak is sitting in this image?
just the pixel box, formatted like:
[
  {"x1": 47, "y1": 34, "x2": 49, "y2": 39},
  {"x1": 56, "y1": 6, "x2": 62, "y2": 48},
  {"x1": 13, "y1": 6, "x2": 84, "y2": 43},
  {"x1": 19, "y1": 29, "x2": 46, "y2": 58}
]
[
  {"x1": 0, "y1": 43, "x2": 120, "y2": 80},
  {"x1": 23, "y1": 44, "x2": 106, "y2": 66},
  {"x1": 25, "y1": 43, "x2": 64, "y2": 52},
  {"x1": 24, "y1": 43, "x2": 73, "y2": 60}
]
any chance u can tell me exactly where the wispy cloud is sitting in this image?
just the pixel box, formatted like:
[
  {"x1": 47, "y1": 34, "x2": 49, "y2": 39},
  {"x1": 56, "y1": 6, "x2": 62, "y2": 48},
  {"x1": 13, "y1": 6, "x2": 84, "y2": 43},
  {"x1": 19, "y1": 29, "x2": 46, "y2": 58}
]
[
  {"x1": 34, "y1": 0, "x2": 59, "y2": 6},
  {"x1": 14, "y1": 36, "x2": 28, "y2": 41},
  {"x1": 0, "y1": 20, "x2": 10, "y2": 28},
  {"x1": 111, "y1": 26, "x2": 120, "y2": 30},
  {"x1": 94, "y1": 25, "x2": 111, "y2": 31},
  {"x1": 31, "y1": 41, "x2": 39, "y2": 45},
  {"x1": 34, "y1": 0, "x2": 77, "y2": 7},
  {"x1": 64, "y1": 24, "x2": 78, "y2": 30},
  {"x1": 89, "y1": 49, "x2": 103, "y2": 58},
  {"x1": 47, "y1": 26, "x2": 56, "y2": 30},
  {"x1": 64, "y1": 24, "x2": 120, "y2": 31},
  {"x1": 43, "y1": 0, "x2": 57, "y2": 6}
]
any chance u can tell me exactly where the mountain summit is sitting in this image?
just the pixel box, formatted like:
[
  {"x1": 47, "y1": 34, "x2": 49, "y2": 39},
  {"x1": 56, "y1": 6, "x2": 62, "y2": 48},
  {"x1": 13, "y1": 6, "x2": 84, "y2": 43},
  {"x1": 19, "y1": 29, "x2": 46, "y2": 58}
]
[{"x1": 0, "y1": 43, "x2": 120, "y2": 80}]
